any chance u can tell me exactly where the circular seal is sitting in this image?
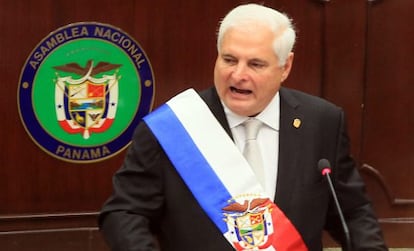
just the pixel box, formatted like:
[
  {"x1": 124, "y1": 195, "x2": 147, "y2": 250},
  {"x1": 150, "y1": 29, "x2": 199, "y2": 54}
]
[{"x1": 17, "y1": 22, "x2": 155, "y2": 163}]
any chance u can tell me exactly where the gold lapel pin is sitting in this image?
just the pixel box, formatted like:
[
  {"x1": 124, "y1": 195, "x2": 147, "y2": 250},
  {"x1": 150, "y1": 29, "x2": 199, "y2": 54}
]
[{"x1": 293, "y1": 118, "x2": 301, "y2": 128}]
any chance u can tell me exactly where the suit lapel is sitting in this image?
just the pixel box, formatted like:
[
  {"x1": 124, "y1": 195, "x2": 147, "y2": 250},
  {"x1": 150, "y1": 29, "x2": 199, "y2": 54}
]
[{"x1": 275, "y1": 88, "x2": 304, "y2": 212}]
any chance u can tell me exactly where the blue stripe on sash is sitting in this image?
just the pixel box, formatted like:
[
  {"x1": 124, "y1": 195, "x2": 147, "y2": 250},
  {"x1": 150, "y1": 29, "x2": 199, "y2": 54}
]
[{"x1": 144, "y1": 104, "x2": 231, "y2": 233}]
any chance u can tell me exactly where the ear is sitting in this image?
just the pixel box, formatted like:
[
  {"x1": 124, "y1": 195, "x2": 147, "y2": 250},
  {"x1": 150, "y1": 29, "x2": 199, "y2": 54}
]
[{"x1": 281, "y1": 52, "x2": 294, "y2": 82}]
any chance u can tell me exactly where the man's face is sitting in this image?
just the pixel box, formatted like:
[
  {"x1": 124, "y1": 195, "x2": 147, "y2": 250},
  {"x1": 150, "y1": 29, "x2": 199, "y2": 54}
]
[{"x1": 214, "y1": 25, "x2": 293, "y2": 116}]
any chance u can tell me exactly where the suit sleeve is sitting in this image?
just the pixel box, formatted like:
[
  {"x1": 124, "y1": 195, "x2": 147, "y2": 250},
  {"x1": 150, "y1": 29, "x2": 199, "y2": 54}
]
[
  {"x1": 325, "y1": 110, "x2": 388, "y2": 251},
  {"x1": 98, "y1": 122, "x2": 164, "y2": 251}
]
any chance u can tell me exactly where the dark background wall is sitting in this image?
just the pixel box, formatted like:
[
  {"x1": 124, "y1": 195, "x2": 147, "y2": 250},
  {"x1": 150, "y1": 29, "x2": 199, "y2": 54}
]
[{"x1": 0, "y1": 0, "x2": 413, "y2": 250}]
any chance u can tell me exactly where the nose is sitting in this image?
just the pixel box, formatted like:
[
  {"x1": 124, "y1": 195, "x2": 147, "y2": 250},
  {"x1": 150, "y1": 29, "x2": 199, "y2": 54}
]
[{"x1": 231, "y1": 63, "x2": 248, "y2": 82}]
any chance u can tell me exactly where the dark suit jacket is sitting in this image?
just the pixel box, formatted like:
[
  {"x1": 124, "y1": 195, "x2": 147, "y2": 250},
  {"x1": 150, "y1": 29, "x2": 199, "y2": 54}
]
[{"x1": 99, "y1": 87, "x2": 387, "y2": 251}]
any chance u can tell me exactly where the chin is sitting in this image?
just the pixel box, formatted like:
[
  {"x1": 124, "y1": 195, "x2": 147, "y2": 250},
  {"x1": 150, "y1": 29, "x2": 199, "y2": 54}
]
[
  {"x1": 228, "y1": 106, "x2": 252, "y2": 117},
  {"x1": 224, "y1": 99, "x2": 250, "y2": 115}
]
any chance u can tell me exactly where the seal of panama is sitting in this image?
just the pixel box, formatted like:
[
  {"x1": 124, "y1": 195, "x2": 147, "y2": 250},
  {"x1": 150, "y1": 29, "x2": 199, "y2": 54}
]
[{"x1": 17, "y1": 22, "x2": 155, "y2": 163}]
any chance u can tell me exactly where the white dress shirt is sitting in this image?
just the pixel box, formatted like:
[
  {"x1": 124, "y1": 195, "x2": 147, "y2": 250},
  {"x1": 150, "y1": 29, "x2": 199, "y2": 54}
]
[{"x1": 222, "y1": 92, "x2": 280, "y2": 200}]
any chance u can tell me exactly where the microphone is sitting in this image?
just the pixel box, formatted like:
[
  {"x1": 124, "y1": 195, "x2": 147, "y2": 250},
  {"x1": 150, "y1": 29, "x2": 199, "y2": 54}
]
[{"x1": 318, "y1": 159, "x2": 352, "y2": 251}]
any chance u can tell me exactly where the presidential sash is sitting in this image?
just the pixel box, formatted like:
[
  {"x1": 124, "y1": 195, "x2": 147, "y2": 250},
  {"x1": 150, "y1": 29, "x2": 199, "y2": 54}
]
[{"x1": 144, "y1": 89, "x2": 307, "y2": 251}]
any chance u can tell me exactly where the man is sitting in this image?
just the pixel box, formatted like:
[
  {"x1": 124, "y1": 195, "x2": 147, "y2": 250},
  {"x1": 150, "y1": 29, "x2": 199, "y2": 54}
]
[{"x1": 99, "y1": 3, "x2": 388, "y2": 251}]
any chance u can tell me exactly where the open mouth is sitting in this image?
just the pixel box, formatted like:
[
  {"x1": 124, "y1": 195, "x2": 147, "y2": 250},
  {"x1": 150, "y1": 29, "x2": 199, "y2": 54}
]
[{"x1": 230, "y1": 86, "x2": 252, "y2": 95}]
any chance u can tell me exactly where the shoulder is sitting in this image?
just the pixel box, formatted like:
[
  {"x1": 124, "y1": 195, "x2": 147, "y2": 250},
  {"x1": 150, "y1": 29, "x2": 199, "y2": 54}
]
[
  {"x1": 197, "y1": 87, "x2": 226, "y2": 116},
  {"x1": 280, "y1": 87, "x2": 343, "y2": 116},
  {"x1": 198, "y1": 87, "x2": 220, "y2": 103}
]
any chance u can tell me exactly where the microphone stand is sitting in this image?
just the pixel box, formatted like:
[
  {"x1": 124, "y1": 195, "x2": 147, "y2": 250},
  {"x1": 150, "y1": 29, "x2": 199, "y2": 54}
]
[
  {"x1": 318, "y1": 159, "x2": 352, "y2": 251},
  {"x1": 325, "y1": 171, "x2": 352, "y2": 251}
]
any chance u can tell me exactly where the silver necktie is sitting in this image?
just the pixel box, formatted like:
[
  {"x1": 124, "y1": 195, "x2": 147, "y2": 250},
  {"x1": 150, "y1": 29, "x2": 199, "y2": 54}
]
[{"x1": 243, "y1": 118, "x2": 265, "y2": 187}]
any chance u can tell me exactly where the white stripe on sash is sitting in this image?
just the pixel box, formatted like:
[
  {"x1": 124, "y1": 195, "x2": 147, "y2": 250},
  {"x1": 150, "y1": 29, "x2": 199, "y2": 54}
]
[{"x1": 166, "y1": 89, "x2": 265, "y2": 197}]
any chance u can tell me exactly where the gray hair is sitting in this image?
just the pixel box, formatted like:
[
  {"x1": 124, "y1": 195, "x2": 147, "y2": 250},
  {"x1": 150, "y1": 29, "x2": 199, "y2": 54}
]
[{"x1": 217, "y1": 3, "x2": 296, "y2": 66}]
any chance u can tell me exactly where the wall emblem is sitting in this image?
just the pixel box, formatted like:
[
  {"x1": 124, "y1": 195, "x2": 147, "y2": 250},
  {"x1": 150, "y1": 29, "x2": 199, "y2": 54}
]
[{"x1": 18, "y1": 22, "x2": 155, "y2": 163}]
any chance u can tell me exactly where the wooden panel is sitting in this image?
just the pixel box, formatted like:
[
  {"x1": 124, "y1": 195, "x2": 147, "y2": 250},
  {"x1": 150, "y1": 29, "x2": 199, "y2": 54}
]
[
  {"x1": 267, "y1": 0, "x2": 325, "y2": 96},
  {"x1": 0, "y1": 212, "x2": 98, "y2": 232},
  {"x1": 1, "y1": 0, "x2": 412, "y2": 249},
  {"x1": 322, "y1": 0, "x2": 367, "y2": 156},
  {"x1": 0, "y1": 213, "x2": 107, "y2": 251},
  {"x1": 361, "y1": 0, "x2": 414, "y2": 246},
  {"x1": 0, "y1": 228, "x2": 107, "y2": 251}
]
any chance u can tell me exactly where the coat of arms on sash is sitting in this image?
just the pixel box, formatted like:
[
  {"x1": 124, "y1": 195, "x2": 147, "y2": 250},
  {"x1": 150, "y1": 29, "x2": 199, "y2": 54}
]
[
  {"x1": 223, "y1": 197, "x2": 275, "y2": 250},
  {"x1": 18, "y1": 22, "x2": 155, "y2": 163}
]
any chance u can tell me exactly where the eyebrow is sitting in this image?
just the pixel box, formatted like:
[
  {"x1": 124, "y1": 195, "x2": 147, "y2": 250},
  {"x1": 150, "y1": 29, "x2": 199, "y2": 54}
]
[{"x1": 221, "y1": 53, "x2": 267, "y2": 63}]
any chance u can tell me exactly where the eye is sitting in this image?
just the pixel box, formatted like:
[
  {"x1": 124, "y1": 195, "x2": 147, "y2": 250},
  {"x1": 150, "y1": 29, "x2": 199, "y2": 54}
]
[
  {"x1": 222, "y1": 55, "x2": 237, "y2": 65},
  {"x1": 250, "y1": 62, "x2": 265, "y2": 69},
  {"x1": 249, "y1": 60, "x2": 267, "y2": 69}
]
